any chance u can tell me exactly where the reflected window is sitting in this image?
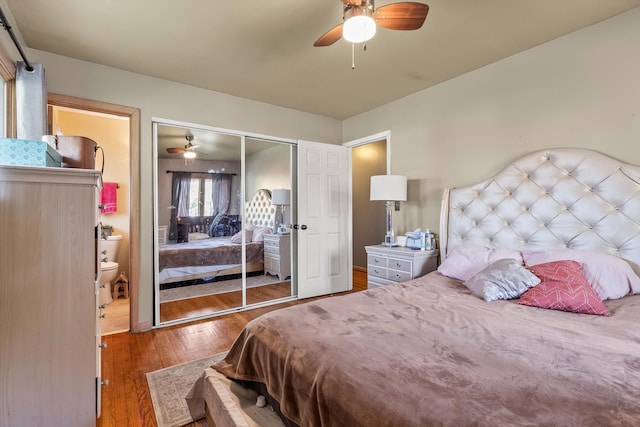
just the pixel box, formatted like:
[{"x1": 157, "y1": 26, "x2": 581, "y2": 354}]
[{"x1": 187, "y1": 175, "x2": 215, "y2": 217}]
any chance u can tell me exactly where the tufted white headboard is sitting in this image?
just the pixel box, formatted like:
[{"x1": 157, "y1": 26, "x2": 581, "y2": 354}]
[
  {"x1": 440, "y1": 148, "x2": 640, "y2": 270},
  {"x1": 245, "y1": 189, "x2": 276, "y2": 229}
]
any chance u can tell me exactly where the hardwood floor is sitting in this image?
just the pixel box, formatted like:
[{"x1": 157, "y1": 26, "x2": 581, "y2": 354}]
[
  {"x1": 160, "y1": 281, "x2": 293, "y2": 323},
  {"x1": 97, "y1": 269, "x2": 368, "y2": 427}
]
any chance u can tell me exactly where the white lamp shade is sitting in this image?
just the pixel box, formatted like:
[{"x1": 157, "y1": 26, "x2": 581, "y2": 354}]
[
  {"x1": 370, "y1": 175, "x2": 407, "y2": 201},
  {"x1": 272, "y1": 189, "x2": 291, "y2": 205}
]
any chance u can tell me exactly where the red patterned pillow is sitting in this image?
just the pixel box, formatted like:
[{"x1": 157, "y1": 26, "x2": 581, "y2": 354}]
[{"x1": 519, "y1": 260, "x2": 609, "y2": 316}]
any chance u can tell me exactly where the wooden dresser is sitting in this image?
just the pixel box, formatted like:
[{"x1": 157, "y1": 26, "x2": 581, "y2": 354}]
[{"x1": 0, "y1": 166, "x2": 103, "y2": 426}]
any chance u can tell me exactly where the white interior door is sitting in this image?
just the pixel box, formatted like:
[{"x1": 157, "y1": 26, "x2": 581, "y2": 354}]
[{"x1": 297, "y1": 140, "x2": 352, "y2": 299}]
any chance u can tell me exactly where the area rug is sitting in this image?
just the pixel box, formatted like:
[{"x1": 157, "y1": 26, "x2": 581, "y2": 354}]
[
  {"x1": 160, "y1": 275, "x2": 284, "y2": 303},
  {"x1": 147, "y1": 352, "x2": 226, "y2": 427}
]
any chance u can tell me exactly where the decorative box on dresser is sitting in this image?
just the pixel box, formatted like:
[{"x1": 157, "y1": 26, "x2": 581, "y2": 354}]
[
  {"x1": 0, "y1": 165, "x2": 103, "y2": 426},
  {"x1": 365, "y1": 245, "x2": 438, "y2": 289},
  {"x1": 263, "y1": 233, "x2": 291, "y2": 280}
]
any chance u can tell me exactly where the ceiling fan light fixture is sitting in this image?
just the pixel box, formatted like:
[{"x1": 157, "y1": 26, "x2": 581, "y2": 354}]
[
  {"x1": 343, "y1": 15, "x2": 376, "y2": 43},
  {"x1": 183, "y1": 151, "x2": 197, "y2": 159}
]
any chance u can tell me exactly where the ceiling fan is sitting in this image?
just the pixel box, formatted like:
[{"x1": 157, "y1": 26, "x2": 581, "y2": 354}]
[
  {"x1": 314, "y1": 0, "x2": 429, "y2": 47},
  {"x1": 166, "y1": 135, "x2": 205, "y2": 159}
]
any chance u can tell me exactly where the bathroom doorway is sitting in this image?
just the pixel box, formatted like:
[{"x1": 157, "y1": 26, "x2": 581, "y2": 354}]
[{"x1": 48, "y1": 98, "x2": 135, "y2": 335}]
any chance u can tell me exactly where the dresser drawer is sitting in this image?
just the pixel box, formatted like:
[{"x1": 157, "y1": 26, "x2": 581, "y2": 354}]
[
  {"x1": 368, "y1": 265, "x2": 388, "y2": 280},
  {"x1": 264, "y1": 244, "x2": 280, "y2": 255},
  {"x1": 387, "y1": 257, "x2": 411, "y2": 273},
  {"x1": 263, "y1": 238, "x2": 280, "y2": 249},
  {"x1": 367, "y1": 254, "x2": 388, "y2": 268},
  {"x1": 387, "y1": 269, "x2": 412, "y2": 282},
  {"x1": 367, "y1": 276, "x2": 396, "y2": 289}
]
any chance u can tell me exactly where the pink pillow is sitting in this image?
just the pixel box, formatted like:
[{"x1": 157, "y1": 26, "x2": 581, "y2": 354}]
[
  {"x1": 252, "y1": 226, "x2": 273, "y2": 242},
  {"x1": 437, "y1": 244, "x2": 524, "y2": 281},
  {"x1": 519, "y1": 260, "x2": 609, "y2": 316},
  {"x1": 230, "y1": 229, "x2": 253, "y2": 244},
  {"x1": 523, "y1": 250, "x2": 640, "y2": 300}
]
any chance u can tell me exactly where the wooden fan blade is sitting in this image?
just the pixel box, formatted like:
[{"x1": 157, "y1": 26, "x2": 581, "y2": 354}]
[
  {"x1": 374, "y1": 2, "x2": 429, "y2": 31},
  {"x1": 341, "y1": 0, "x2": 362, "y2": 5},
  {"x1": 166, "y1": 147, "x2": 185, "y2": 154},
  {"x1": 313, "y1": 23, "x2": 344, "y2": 47}
]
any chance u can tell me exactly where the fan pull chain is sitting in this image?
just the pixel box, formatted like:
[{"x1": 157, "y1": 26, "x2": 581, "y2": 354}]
[{"x1": 351, "y1": 43, "x2": 355, "y2": 69}]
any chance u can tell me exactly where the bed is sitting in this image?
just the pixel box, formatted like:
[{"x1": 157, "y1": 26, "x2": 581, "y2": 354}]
[
  {"x1": 158, "y1": 189, "x2": 277, "y2": 285},
  {"x1": 188, "y1": 148, "x2": 640, "y2": 426}
]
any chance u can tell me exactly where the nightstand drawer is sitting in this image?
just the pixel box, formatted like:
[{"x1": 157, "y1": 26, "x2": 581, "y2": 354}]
[
  {"x1": 367, "y1": 276, "x2": 396, "y2": 289},
  {"x1": 367, "y1": 254, "x2": 388, "y2": 268},
  {"x1": 387, "y1": 257, "x2": 411, "y2": 273},
  {"x1": 387, "y1": 269, "x2": 411, "y2": 282},
  {"x1": 263, "y1": 238, "x2": 280, "y2": 249},
  {"x1": 368, "y1": 266, "x2": 388, "y2": 279},
  {"x1": 264, "y1": 244, "x2": 279, "y2": 255}
]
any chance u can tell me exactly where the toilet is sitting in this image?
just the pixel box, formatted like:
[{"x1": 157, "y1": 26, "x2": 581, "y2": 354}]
[{"x1": 99, "y1": 235, "x2": 122, "y2": 305}]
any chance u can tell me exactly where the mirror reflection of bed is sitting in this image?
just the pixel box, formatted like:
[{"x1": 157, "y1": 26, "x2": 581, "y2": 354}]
[
  {"x1": 159, "y1": 191, "x2": 292, "y2": 322},
  {"x1": 155, "y1": 123, "x2": 294, "y2": 324}
]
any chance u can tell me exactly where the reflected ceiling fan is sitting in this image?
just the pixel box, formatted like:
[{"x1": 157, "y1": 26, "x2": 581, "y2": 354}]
[
  {"x1": 166, "y1": 135, "x2": 206, "y2": 160},
  {"x1": 167, "y1": 134, "x2": 207, "y2": 164},
  {"x1": 313, "y1": 0, "x2": 429, "y2": 47}
]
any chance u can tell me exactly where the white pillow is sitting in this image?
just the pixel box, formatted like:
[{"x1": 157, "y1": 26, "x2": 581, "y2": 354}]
[
  {"x1": 464, "y1": 258, "x2": 540, "y2": 302},
  {"x1": 522, "y1": 249, "x2": 640, "y2": 300},
  {"x1": 437, "y1": 244, "x2": 524, "y2": 281},
  {"x1": 252, "y1": 226, "x2": 273, "y2": 242},
  {"x1": 230, "y1": 229, "x2": 253, "y2": 244}
]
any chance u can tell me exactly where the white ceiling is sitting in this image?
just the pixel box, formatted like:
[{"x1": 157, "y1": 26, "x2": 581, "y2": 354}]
[{"x1": 5, "y1": 0, "x2": 640, "y2": 120}]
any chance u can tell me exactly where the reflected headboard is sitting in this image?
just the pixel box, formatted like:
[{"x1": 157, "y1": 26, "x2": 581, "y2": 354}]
[
  {"x1": 245, "y1": 189, "x2": 276, "y2": 229},
  {"x1": 440, "y1": 148, "x2": 640, "y2": 270}
]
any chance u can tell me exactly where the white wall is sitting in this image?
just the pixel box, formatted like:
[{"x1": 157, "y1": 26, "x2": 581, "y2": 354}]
[
  {"x1": 26, "y1": 48, "x2": 342, "y2": 328},
  {"x1": 245, "y1": 143, "x2": 292, "y2": 200},
  {"x1": 344, "y1": 8, "x2": 640, "y2": 240}
]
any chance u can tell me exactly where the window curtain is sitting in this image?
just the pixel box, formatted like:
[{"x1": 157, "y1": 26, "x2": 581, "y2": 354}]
[
  {"x1": 211, "y1": 174, "x2": 232, "y2": 216},
  {"x1": 168, "y1": 172, "x2": 191, "y2": 242}
]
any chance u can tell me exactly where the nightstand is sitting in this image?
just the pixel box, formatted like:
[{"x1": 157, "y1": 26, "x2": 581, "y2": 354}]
[
  {"x1": 365, "y1": 245, "x2": 438, "y2": 289},
  {"x1": 264, "y1": 233, "x2": 291, "y2": 280}
]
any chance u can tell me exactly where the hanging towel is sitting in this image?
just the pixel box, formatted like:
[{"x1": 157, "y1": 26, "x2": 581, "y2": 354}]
[{"x1": 101, "y1": 182, "x2": 118, "y2": 213}]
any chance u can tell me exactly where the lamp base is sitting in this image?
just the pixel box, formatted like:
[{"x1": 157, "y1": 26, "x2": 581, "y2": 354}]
[{"x1": 381, "y1": 235, "x2": 398, "y2": 247}]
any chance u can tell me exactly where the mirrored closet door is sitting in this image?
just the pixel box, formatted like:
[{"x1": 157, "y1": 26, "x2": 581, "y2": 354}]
[{"x1": 153, "y1": 121, "x2": 295, "y2": 325}]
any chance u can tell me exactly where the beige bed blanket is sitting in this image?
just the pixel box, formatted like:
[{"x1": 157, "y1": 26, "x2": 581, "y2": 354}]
[{"x1": 212, "y1": 272, "x2": 640, "y2": 426}]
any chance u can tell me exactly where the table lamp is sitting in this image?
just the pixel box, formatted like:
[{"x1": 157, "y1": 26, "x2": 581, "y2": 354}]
[
  {"x1": 370, "y1": 175, "x2": 407, "y2": 246},
  {"x1": 271, "y1": 188, "x2": 291, "y2": 234}
]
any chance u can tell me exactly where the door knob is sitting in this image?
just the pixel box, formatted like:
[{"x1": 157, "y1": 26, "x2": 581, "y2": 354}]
[
  {"x1": 293, "y1": 224, "x2": 299, "y2": 229},
  {"x1": 301, "y1": 225, "x2": 308, "y2": 230}
]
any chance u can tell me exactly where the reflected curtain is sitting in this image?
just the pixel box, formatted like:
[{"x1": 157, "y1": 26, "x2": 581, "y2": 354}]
[
  {"x1": 211, "y1": 174, "x2": 232, "y2": 216},
  {"x1": 168, "y1": 172, "x2": 191, "y2": 242}
]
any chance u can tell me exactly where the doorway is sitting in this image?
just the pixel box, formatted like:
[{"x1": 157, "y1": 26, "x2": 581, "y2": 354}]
[
  {"x1": 47, "y1": 93, "x2": 141, "y2": 333},
  {"x1": 49, "y1": 106, "x2": 130, "y2": 334},
  {"x1": 344, "y1": 132, "x2": 390, "y2": 270}
]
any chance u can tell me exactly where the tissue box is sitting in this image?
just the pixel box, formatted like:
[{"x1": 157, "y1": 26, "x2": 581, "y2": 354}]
[{"x1": 0, "y1": 138, "x2": 62, "y2": 167}]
